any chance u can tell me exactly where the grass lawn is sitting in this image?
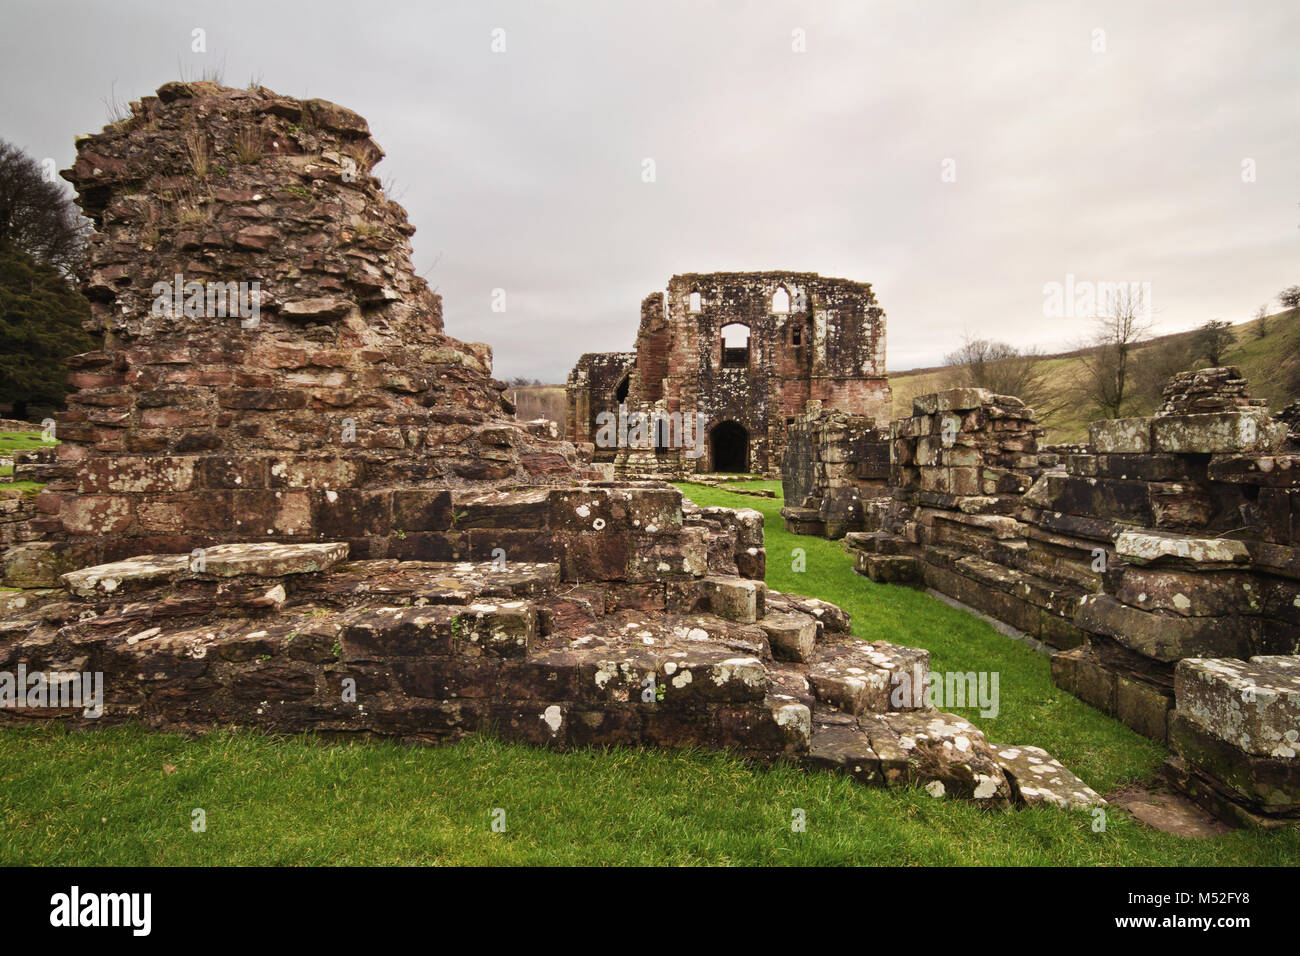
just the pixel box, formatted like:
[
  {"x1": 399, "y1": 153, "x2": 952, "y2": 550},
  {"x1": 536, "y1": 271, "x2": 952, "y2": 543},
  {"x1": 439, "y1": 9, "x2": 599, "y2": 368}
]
[
  {"x1": 0, "y1": 431, "x2": 53, "y2": 456},
  {"x1": 0, "y1": 481, "x2": 1296, "y2": 865}
]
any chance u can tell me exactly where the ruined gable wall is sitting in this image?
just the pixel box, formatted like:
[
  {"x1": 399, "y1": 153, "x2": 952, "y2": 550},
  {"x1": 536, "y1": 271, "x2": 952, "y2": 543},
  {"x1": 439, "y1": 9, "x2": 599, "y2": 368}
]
[
  {"x1": 566, "y1": 271, "x2": 890, "y2": 477},
  {"x1": 658, "y1": 272, "x2": 890, "y2": 474}
]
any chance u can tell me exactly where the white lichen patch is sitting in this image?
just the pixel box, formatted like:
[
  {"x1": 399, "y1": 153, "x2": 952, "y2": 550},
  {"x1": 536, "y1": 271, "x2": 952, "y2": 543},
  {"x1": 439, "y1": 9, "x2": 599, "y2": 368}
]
[{"x1": 540, "y1": 705, "x2": 563, "y2": 735}]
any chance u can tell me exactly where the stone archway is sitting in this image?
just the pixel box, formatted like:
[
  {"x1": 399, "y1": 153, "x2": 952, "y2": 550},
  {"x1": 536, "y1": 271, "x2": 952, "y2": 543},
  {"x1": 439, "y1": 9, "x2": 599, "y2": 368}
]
[{"x1": 710, "y1": 421, "x2": 749, "y2": 473}]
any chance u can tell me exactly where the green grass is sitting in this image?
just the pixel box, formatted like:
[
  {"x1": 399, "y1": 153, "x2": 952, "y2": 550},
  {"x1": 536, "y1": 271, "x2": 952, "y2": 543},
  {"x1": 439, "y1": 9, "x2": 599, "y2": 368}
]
[
  {"x1": 1, "y1": 482, "x2": 1297, "y2": 865},
  {"x1": 0, "y1": 430, "x2": 51, "y2": 494},
  {"x1": 0, "y1": 431, "x2": 52, "y2": 455},
  {"x1": 1, "y1": 481, "x2": 44, "y2": 496}
]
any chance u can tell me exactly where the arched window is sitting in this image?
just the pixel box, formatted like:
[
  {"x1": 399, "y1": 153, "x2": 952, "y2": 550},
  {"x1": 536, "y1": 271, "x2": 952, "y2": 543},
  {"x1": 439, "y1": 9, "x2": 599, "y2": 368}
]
[
  {"x1": 688, "y1": 290, "x2": 702, "y2": 313},
  {"x1": 772, "y1": 286, "x2": 790, "y2": 313},
  {"x1": 720, "y1": 323, "x2": 750, "y2": 369}
]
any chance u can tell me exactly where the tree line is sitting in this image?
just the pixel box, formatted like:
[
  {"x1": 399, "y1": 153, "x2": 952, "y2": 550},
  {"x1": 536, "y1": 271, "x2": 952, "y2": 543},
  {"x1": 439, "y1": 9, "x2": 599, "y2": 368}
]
[
  {"x1": 0, "y1": 139, "x2": 99, "y2": 420},
  {"x1": 943, "y1": 284, "x2": 1300, "y2": 422}
]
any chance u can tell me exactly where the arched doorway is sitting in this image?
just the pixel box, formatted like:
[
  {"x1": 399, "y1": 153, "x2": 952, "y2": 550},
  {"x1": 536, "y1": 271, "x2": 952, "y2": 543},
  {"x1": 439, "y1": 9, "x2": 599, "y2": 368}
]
[{"x1": 710, "y1": 421, "x2": 748, "y2": 473}]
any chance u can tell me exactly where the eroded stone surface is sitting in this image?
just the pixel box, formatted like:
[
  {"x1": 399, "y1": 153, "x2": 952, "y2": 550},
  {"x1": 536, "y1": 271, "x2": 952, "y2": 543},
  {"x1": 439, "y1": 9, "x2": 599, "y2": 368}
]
[
  {"x1": 1175, "y1": 656, "x2": 1300, "y2": 759},
  {"x1": 60, "y1": 542, "x2": 349, "y2": 598},
  {"x1": 994, "y1": 744, "x2": 1106, "y2": 810}
]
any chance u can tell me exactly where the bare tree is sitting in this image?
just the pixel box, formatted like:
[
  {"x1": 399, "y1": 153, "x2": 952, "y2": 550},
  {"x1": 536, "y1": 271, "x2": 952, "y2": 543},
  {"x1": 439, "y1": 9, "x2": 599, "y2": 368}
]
[
  {"x1": 1135, "y1": 336, "x2": 1194, "y2": 403},
  {"x1": 0, "y1": 140, "x2": 89, "y2": 277},
  {"x1": 1254, "y1": 304, "x2": 1270, "y2": 339},
  {"x1": 942, "y1": 336, "x2": 1057, "y2": 413},
  {"x1": 1075, "y1": 285, "x2": 1153, "y2": 419},
  {"x1": 1280, "y1": 285, "x2": 1300, "y2": 311}
]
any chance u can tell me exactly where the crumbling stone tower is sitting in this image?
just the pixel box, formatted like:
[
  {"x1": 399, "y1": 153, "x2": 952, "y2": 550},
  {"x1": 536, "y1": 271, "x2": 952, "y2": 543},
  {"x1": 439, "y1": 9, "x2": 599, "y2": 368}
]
[
  {"x1": 566, "y1": 272, "x2": 891, "y2": 476},
  {"x1": 26, "y1": 80, "x2": 581, "y2": 575}
]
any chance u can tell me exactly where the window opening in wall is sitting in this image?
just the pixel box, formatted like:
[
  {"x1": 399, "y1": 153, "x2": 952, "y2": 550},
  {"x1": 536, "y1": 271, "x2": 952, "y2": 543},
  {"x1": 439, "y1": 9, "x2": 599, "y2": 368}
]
[{"x1": 720, "y1": 323, "x2": 750, "y2": 369}]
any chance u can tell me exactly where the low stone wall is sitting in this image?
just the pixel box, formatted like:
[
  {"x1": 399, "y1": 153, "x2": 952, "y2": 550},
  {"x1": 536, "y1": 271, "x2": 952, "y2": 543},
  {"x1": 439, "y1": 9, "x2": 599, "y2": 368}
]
[{"x1": 0, "y1": 526, "x2": 1102, "y2": 812}]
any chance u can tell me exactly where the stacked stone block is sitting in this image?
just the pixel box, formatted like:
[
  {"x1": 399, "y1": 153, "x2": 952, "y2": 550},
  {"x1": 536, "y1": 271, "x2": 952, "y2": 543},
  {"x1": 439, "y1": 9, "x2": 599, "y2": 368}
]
[
  {"x1": 846, "y1": 389, "x2": 1095, "y2": 645},
  {"x1": 800, "y1": 369, "x2": 1299, "y2": 823},
  {"x1": 780, "y1": 401, "x2": 890, "y2": 538},
  {"x1": 1051, "y1": 368, "x2": 1297, "y2": 747},
  {"x1": 1165, "y1": 656, "x2": 1300, "y2": 827}
]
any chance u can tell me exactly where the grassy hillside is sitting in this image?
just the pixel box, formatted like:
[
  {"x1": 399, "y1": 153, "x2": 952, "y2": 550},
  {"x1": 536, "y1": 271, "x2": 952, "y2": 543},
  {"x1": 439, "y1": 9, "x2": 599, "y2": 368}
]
[
  {"x1": 889, "y1": 308, "x2": 1300, "y2": 443},
  {"x1": 507, "y1": 385, "x2": 566, "y2": 424}
]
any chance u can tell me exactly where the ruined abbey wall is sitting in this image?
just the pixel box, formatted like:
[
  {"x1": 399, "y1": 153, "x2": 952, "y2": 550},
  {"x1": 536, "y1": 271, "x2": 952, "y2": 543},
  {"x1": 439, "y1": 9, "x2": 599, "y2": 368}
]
[
  {"x1": 788, "y1": 368, "x2": 1300, "y2": 825},
  {"x1": 566, "y1": 272, "x2": 891, "y2": 477}
]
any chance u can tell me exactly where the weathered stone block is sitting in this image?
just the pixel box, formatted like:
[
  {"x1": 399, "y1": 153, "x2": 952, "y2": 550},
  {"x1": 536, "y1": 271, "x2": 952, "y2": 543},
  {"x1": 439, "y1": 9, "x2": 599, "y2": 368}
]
[
  {"x1": 759, "y1": 610, "x2": 818, "y2": 662},
  {"x1": 1175, "y1": 656, "x2": 1300, "y2": 759},
  {"x1": 1152, "y1": 409, "x2": 1287, "y2": 455},
  {"x1": 1075, "y1": 594, "x2": 1251, "y2": 662},
  {"x1": 699, "y1": 575, "x2": 765, "y2": 623},
  {"x1": 993, "y1": 744, "x2": 1106, "y2": 810},
  {"x1": 1089, "y1": 418, "x2": 1151, "y2": 454}
]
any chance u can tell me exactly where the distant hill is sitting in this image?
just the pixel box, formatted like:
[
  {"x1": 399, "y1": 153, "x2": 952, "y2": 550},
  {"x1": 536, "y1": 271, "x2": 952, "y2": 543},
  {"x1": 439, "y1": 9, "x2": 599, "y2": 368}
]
[{"x1": 888, "y1": 307, "x2": 1300, "y2": 443}]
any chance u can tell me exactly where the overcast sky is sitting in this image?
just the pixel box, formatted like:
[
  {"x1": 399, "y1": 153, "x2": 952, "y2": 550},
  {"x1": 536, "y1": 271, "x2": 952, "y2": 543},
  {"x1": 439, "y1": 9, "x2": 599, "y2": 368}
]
[{"x1": 2, "y1": 0, "x2": 1296, "y2": 381}]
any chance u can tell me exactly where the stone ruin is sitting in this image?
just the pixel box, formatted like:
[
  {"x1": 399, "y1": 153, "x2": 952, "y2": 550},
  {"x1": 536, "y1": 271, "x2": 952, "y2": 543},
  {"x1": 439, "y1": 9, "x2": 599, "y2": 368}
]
[
  {"x1": 788, "y1": 368, "x2": 1299, "y2": 827},
  {"x1": 566, "y1": 272, "x2": 892, "y2": 478},
  {"x1": 0, "y1": 81, "x2": 1107, "y2": 814},
  {"x1": 781, "y1": 402, "x2": 891, "y2": 539}
]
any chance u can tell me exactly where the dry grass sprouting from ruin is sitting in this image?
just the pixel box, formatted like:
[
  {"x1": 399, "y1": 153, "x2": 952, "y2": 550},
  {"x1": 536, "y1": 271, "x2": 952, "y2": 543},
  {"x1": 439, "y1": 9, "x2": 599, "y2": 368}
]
[
  {"x1": 183, "y1": 128, "x2": 210, "y2": 178},
  {"x1": 169, "y1": 182, "x2": 213, "y2": 227},
  {"x1": 233, "y1": 126, "x2": 263, "y2": 165}
]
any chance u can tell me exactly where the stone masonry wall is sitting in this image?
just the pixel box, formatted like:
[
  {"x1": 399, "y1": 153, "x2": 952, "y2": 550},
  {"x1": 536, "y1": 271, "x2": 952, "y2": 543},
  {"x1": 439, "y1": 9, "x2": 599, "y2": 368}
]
[
  {"x1": 818, "y1": 368, "x2": 1300, "y2": 824},
  {"x1": 780, "y1": 401, "x2": 890, "y2": 539},
  {"x1": 568, "y1": 272, "x2": 892, "y2": 477},
  {"x1": 564, "y1": 351, "x2": 635, "y2": 460},
  {"x1": 5, "y1": 81, "x2": 583, "y2": 586}
]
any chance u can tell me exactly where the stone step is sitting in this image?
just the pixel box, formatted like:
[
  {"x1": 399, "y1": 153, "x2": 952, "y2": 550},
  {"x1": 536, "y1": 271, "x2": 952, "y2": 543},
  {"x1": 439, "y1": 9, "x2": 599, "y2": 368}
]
[
  {"x1": 843, "y1": 531, "x2": 910, "y2": 555},
  {"x1": 854, "y1": 552, "x2": 923, "y2": 585},
  {"x1": 807, "y1": 638, "x2": 929, "y2": 715},
  {"x1": 765, "y1": 590, "x2": 852, "y2": 636},
  {"x1": 758, "y1": 609, "x2": 818, "y2": 662},
  {"x1": 60, "y1": 542, "x2": 350, "y2": 598},
  {"x1": 699, "y1": 575, "x2": 765, "y2": 623},
  {"x1": 806, "y1": 709, "x2": 1012, "y2": 805},
  {"x1": 296, "y1": 559, "x2": 561, "y2": 606}
]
